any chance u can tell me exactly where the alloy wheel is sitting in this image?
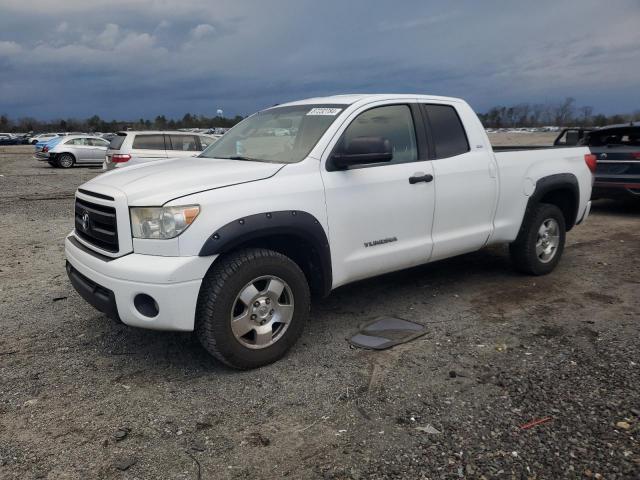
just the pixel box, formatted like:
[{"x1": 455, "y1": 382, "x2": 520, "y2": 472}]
[
  {"x1": 230, "y1": 275, "x2": 294, "y2": 349},
  {"x1": 536, "y1": 218, "x2": 560, "y2": 263}
]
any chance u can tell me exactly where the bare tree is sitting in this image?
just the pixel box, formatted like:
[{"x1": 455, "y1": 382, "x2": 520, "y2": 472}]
[
  {"x1": 553, "y1": 97, "x2": 576, "y2": 126},
  {"x1": 579, "y1": 106, "x2": 593, "y2": 126}
]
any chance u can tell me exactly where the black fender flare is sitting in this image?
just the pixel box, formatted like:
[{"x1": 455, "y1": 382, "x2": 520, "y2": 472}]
[
  {"x1": 521, "y1": 173, "x2": 580, "y2": 233},
  {"x1": 199, "y1": 210, "x2": 332, "y2": 296}
]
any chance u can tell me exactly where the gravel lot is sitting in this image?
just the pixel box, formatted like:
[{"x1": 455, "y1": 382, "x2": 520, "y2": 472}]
[{"x1": 1, "y1": 141, "x2": 639, "y2": 479}]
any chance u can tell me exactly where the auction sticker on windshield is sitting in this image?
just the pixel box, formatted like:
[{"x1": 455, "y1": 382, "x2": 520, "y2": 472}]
[{"x1": 307, "y1": 108, "x2": 342, "y2": 116}]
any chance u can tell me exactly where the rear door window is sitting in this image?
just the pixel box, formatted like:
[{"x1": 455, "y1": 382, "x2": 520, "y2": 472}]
[
  {"x1": 67, "y1": 138, "x2": 89, "y2": 146},
  {"x1": 132, "y1": 134, "x2": 166, "y2": 150},
  {"x1": 423, "y1": 104, "x2": 470, "y2": 159},
  {"x1": 168, "y1": 135, "x2": 199, "y2": 151}
]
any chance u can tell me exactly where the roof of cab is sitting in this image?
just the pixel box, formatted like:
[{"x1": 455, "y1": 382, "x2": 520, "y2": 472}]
[
  {"x1": 275, "y1": 93, "x2": 464, "y2": 108},
  {"x1": 595, "y1": 121, "x2": 640, "y2": 131},
  {"x1": 115, "y1": 130, "x2": 212, "y2": 135}
]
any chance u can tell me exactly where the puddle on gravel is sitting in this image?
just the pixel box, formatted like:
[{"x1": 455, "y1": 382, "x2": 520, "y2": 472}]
[{"x1": 348, "y1": 316, "x2": 427, "y2": 350}]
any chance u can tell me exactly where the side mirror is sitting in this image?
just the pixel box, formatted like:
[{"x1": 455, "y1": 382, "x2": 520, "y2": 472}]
[{"x1": 331, "y1": 136, "x2": 393, "y2": 170}]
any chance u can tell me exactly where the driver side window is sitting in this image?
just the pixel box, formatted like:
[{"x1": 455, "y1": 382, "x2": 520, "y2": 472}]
[{"x1": 336, "y1": 104, "x2": 418, "y2": 165}]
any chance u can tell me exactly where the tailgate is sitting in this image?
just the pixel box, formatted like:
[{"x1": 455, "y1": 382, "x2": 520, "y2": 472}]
[{"x1": 593, "y1": 148, "x2": 640, "y2": 184}]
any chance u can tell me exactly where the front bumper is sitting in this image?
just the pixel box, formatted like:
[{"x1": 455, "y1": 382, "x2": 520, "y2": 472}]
[
  {"x1": 66, "y1": 262, "x2": 120, "y2": 320},
  {"x1": 65, "y1": 234, "x2": 217, "y2": 331}
]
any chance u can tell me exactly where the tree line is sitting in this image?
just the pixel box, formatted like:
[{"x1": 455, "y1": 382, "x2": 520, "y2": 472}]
[
  {"x1": 0, "y1": 113, "x2": 245, "y2": 133},
  {"x1": 2, "y1": 98, "x2": 640, "y2": 133},
  {"x1": 477, "y1": 97, "x2": 640, "y2": 129}
]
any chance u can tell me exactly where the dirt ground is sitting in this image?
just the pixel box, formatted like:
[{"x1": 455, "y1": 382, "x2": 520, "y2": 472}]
[{"x1": 1, "y1": 142, "x2": 639, "y2": 479}]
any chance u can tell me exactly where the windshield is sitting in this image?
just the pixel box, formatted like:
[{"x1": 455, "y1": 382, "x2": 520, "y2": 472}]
[{"x1": 199, "y1": 104, "x2": 345, "y2": 163}]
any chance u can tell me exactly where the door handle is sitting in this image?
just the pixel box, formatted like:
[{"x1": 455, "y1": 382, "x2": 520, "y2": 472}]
[{"x1": 408, "y1": 174, "x2": 433, "y2": 184}]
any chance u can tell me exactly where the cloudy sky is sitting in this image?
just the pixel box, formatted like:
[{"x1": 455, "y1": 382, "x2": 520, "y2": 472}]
[{"x1": 1, "y1": 0, "x2": 639, "y2": 120}]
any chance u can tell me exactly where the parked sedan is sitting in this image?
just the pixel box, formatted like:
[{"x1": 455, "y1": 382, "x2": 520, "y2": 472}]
[
  {"x1": 36, "y1": 135, "x2": 110, "y2": 168},
  {"x1": 34, "y1": 136, "x2": 64, "y2": 154},
  {"x1": 0, "y1": 134, "x2": 18, "y2": 145}
]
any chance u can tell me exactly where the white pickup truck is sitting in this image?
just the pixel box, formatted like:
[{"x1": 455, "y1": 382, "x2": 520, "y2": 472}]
[{"x1": 65, "y1": 94, "x2": 594, "y2": 369}]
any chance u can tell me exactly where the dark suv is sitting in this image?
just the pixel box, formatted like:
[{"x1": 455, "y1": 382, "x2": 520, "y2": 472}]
[{"x1": 584, "y1": 123, "x2": 640, "y2": 200}]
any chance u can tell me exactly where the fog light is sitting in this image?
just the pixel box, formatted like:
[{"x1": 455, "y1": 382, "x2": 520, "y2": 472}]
[{"x1": 134, "y1": 294, "x2": 159, "y2": 318}]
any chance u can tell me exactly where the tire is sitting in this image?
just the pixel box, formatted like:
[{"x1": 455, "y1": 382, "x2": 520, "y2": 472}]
[
  {"x1": 56, "y1": 153, "x2": 75, "y2": 168},
  {"x1": 509, "y1": 203, "x2": 566, "y2": 275},
  {"x1": 195, "y1": 248, "x2": 310, "y2": 369}
]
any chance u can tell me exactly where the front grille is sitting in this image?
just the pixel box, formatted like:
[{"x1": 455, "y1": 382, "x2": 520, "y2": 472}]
[{"x1": 74, "y1": 197, "x2": 119, "y2": 252}]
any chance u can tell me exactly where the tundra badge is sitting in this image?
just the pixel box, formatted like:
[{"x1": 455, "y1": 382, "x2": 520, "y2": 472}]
[{"x1": 364, "y1": 237, "x2": 398, "y2": 248}]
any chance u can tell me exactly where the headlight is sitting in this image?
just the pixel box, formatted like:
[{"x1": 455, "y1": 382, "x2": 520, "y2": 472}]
[{"x1": 130, "y1": 205, "x2": 200, "y2": 239}]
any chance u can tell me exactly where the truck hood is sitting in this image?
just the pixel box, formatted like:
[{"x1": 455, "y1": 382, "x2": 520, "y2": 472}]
[{"x1": 83, "y1": 157, "x2": 285, "y2": 205}]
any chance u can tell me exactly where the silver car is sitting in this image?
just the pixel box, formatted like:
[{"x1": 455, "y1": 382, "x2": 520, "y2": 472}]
[
  {"x1": 35, "y1": 135, "x2": 110, "y2": 168},
  {"x1": 103, "y1": 131, "x2": 221, "y2": 170}
]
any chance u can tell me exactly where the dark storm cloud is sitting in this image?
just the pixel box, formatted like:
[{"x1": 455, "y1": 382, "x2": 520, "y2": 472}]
[{"x1": 0, "y1": 0, "x2": 639, "y2": 119}]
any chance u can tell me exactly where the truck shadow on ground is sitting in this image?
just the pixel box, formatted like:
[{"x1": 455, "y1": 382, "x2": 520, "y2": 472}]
[
  {"x1": 85, "y1": 245, "x2": 521, "y2": 374},
  {"x1": 591, "y1": 198, "x2": 640, "y2": 216}
]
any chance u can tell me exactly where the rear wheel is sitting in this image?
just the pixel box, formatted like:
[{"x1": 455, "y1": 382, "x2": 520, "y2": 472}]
[
  {"x1": 196, "y1": 248, "x2": 310, "y2": 369},
  {"x1": 509, "y1": 203, "x2": 566, "y2": 275},
  {"x1": 56, "y1": 153, "x2": 75, "y2": 168}
]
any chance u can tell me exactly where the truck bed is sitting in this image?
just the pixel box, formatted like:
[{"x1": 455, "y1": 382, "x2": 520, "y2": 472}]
[
  {"x1": 489, "y1": 145, "x2": 592, "y2": 244},
  {"x1": 492, "y1": 145, "x2": 574, "y2": 152}
]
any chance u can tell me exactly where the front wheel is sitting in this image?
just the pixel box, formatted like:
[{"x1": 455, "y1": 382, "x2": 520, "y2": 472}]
[
  {"x1": 509, "y1": 203, "x2": 566, "y2": 275},
  {"x1": 196, "y1": 248, "x2": 310, "y2": 369}
]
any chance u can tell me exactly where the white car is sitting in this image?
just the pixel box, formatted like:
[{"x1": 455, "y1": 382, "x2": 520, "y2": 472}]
[
  {"x1": 65, "y1": 94, "x2": 593, "y2": 369},
  {"x1": 103, "y1": 131, "x2": 219, "y2": 170}
]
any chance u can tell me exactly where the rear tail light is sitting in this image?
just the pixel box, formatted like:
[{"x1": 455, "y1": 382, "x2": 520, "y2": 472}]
[
  {"x1": 112, "y1": 154, "x2": 131, "y2": 163},
  {"x1": 632, "y1": 152, "x2": 640, "y2": 160},
  {"x1": 584, "y1": 154, "x2": 597, "y2": 173},
  {"x1": 43, "y1": 145, "x2": 49, "y2": 153}
]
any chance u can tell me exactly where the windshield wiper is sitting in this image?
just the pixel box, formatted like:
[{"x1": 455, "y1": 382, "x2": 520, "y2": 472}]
[
  {"x1": 222, "y1": 155, "x2": 265, "y2": 162},
  {"x1": 199, "y1": 154, "x2": 282, "y2": 163}
]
